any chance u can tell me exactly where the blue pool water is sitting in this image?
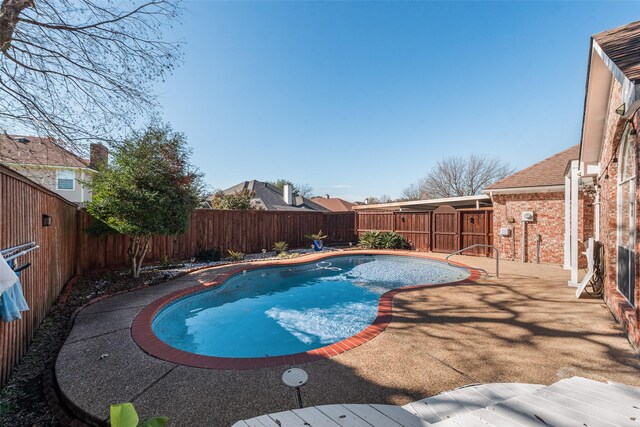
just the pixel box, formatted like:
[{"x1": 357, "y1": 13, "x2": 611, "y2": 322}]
[{"x1": 152, "y1": 255, "x2": 469, "y2": 358}]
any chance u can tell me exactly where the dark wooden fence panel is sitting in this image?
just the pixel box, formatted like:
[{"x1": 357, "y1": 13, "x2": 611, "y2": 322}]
[
  {"x1": 356, "y1": 207, "x2": 493, "y2": 255},
  {"x1": 77, "y1": 210, "x2": 356, "y2": 272},
  {"x1": 356, "y1": 211, "x2": 394, "y2": 232},
  {"x1": 0, "y1": 165, "x2": 78, "y2": 387},
  {"x1": 432, "y1": 205, "x2": 458, "y2": 253},
  {"x1": 459, "y1": 209, "x2": 491, "y2": 255},
  {"x1": 394, "y1": 212, "x2": 431, "y2": 251}
]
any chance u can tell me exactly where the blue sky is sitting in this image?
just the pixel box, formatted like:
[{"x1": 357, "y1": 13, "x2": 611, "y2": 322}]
[{"x1": 157, "y1": 1, "x2": 632, "y2": 201}]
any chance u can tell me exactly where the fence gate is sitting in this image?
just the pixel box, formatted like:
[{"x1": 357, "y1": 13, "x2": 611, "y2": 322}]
[
  {"x1": 432, "y1": 205, "x2": 458, "y2": 253},
  {"x1": 459, "y1": 209, "x2": 493, "y2": 256}
]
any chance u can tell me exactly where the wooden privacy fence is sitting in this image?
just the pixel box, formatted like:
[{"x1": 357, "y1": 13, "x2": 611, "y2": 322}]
[
  {"x1": 0, "y1": 165, "x2": 78, "y2": 387},
  {"x1": 77, "y1": 210, "x2": 357, "y2": 272},
  {"x1": 356, "y1": 206, "x2": 493, "y2": 255}
]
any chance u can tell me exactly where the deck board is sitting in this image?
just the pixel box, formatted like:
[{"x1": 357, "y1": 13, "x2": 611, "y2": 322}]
[
  {"x1": 343, "y1": 404, "x2": 405, "y2": 427},
  {"x1": 291, "y1": 407, "x2": 343, "y2": 426},
  {"x1": 369, "y1": 405, "x2": 431, "y2": 427},
  {"x1": 234, "y1": 378, "x2": 640, "y2": 427},
  {"x1": 316, "y1": 404, "x2": 374, "y2": 426}
]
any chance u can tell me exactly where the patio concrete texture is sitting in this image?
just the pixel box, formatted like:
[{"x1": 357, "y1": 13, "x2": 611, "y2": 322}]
[{"x1": 55, "y1": 253, "x2": 640, "y2": 427}]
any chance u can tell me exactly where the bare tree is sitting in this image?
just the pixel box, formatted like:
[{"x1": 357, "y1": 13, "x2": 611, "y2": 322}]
[
  {"x1": 401, "y1": 182, "x2": 427, "y2": 201},
  {"x1": 403, "y1": 154, "x2": 514, "y2": 198},
  {"x1": 0, "y1": 0, "x2": 181, "y2": 151}
]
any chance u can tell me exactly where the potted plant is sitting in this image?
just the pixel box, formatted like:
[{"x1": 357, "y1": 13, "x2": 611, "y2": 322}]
[{"x1": 305, "y1": 230, "x2": 328, "y2": 251}]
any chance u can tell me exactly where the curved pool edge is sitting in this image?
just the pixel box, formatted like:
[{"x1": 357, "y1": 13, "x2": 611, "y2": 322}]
[{"x1": 131, "y1": 250, "x2": 482, "y2": 370}]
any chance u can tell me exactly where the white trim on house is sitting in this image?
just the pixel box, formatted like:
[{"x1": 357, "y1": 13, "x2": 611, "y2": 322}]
[
  {"x1": 568, "y1": 160, "x2": 580, "y2": 286},
  {"x1": 1, "y1": 162, "x2": 94, "y2": 172},
  {"x1": 484, "y1": 185, "x2": 565, "y2": 195},
  {"x1": 564, "y1": 175, "x2": 571, "y2": 269},
  {"x1": 352, "y1": 194, "x2": 491, "y2": 211}
]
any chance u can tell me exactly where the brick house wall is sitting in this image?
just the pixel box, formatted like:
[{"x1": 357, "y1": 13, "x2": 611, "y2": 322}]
[
  {"x1": 492, "y1": 192, "x2": 594, "y2": 266},
  {"x1": 594, "y1": 78, "x2": 640, "y2": 350}
]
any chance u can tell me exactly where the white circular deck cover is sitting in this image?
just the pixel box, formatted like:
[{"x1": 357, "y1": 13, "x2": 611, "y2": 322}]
[{"x1": 282, "y1": 368, "x2": 308, "y2": 387}]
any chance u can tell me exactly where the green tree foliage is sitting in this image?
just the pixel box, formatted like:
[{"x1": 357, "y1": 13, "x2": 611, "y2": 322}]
[
  {"x1": 210, "y1": 189, "x2": 256, "y2": 210},
  {"x1": 86, "y1": 124, "x2": 204, "y2": 278},
  {"x1": 268, "y1": 179, "x2": 313, "y2": 198}
]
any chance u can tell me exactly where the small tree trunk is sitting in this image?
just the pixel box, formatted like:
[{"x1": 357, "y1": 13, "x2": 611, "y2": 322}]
[{"x1": 127, "y1": 235, "x2": 150, "y2": 278}]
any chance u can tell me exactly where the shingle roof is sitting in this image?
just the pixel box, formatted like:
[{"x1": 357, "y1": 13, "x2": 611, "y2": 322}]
[
  {"x1": 485, "y1": 145, "x2": 579, "y2": 191},
  {"x1": 593, "y1": 20, "x2": 640, "y2": 81},
  {"x1": 219, "y1": 180, "x2": 328, "y2": 211},
  {"x1": 310, "y1": 197, "x2": 355, "y2": 212},
  {"x1": 0, "y1": 134, "x2": 90, "y2": 168}
]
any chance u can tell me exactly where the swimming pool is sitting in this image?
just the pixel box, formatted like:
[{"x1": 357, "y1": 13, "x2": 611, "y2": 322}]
[{"x1": 149, "y1": 254, "x2": 470, "y2": 361}]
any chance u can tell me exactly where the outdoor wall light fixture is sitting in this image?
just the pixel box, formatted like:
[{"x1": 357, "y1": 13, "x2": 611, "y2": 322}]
[{"x1": 42, "y1": 214, "x2": 52, "y2": 227}]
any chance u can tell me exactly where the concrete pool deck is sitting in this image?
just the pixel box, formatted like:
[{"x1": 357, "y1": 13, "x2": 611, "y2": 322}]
[{"x1": 55, "y1": 251, "x2": 640, "y2": 426}]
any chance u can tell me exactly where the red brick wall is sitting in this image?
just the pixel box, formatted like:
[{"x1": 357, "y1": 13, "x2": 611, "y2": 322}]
[
  {"x1": 492, "y1": 192, "x2": 594, "y2": 266},
  {"x1": 595, "y1": 78, "x2": 640, "y2": 351}
]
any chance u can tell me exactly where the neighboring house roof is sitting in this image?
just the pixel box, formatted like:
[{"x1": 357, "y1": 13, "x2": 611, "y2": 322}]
[
  {"x1": 310, "y1": 196, "x2": 356, "y2": 212},
  {"x1": 593, "y1": 20, "x2": 640, "y2": 81},
  {"x1": 484, "y1": 145, "x2": 579, "y2": 191},
  {"x1": 219, "y1": 180, "x2": 329, "y2": 211},
  {"x1": 0, "y1": 134, "x2": 90, "y2": 169}
]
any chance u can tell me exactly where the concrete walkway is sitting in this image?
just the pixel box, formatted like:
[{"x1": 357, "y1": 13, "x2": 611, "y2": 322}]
[{"x1": 55, "y1": 253, "x2": 640, "y2": 426}]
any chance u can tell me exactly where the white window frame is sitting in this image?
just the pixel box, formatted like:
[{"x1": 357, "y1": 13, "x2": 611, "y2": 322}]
[
  {"x1": 616, "y1": 125, "x2": 636, "y2": 306},
  {"x1": 56, "y1": 169, "x2": 76, "y2": 191}
]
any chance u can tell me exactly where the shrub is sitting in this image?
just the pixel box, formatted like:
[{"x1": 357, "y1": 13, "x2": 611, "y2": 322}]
[
  {"x1": 272, "y1": 241, "x2": 289, "y2": 254},
  {"x1": 227, "y1": 250, "x2": 245, "y2": 261},
  {"x1": 358, "y1": 231, "x2": 410, "y2": 249},
  {"x1": 194, "y1": 248, "x2": 221, "y2": 262}
]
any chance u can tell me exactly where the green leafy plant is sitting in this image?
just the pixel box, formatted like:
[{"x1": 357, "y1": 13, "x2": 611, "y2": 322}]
[
  {"x1": 228, "y1": 250, "x2": 245, "y2": 261},
  {"x1": 159, "y1": 254, "x2": 171, "y2": 269},
  {"x1": 272, "y1": 241, "x2": 289, "y2": 254},
  {"x1": 358, "y1": 231, "x2": 410, "y2": 249},
  {"x1": 305, "y1": 230, "x2": 328, "y2": 241},
  {"x1": 358, "y1": 231, "x2": 382, "y2": 249},
  {"x1": 209, "y1": 188, "x2": 256, "y2": 210},
  {"x1": 85, "y1": 124, "x2": 205, "y2": 278},
  {"x1": 194, "y1": 248, "x2": 221, "y2": 262},
  {"x1": 277, "y1": 251, "x2": 290, "y2": 259},
  {"x1": 110, "y1": 402, "x2": 167, "y2": 427}
]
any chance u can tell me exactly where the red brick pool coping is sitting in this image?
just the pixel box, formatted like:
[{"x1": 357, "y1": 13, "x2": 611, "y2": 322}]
[{"x1": 131, "y1": 250, "x2": 481, "y2": 370}]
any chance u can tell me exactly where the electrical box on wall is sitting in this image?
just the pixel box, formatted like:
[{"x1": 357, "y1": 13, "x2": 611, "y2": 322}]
[
  {"x1": 499, "y1": 227, "x2": 511, "y2": 237},
  {"x1": 521, "y1": 211, "x2": 534, "y2": 222}
]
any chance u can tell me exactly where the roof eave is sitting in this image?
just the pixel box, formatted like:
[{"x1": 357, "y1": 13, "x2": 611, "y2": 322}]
[{"x1": 483, "y1": 184, "x2": 565, "y2": 195}]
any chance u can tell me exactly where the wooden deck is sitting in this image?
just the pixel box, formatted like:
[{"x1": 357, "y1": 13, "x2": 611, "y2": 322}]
[{"x1": 232, "y1": 377, "x2": 640, "y2": 426}]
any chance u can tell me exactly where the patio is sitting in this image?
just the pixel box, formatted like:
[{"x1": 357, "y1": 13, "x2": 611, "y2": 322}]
[{"x1": 55, "y1": 252, "x2": 640, "y2": 426}]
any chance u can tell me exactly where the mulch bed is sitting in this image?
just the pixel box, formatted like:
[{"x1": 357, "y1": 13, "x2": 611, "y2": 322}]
[{"x1": 0, "y1": 265, "x2": 196, "y2": 427}]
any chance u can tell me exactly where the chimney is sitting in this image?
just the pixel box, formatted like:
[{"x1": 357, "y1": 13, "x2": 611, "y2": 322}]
[
  {"x1": 283, "y1": 184, "x2": 294, "y2": 205},
  {"x1": 89, "y1": 143, "x2": 108, "y2": 169},
  {"x1": 325, "y1": 194, "x2": 330, "y2": 199}
]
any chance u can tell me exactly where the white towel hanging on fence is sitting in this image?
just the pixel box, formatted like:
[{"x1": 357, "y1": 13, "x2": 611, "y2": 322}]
[{"x1": 0, "y1": 253, "x2": 18, "y2": 296}]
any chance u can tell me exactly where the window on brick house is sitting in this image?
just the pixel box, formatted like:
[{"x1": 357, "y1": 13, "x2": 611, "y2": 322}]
[{"x1": 617, "y1": 125, "x2": 636, "y2": 307}]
